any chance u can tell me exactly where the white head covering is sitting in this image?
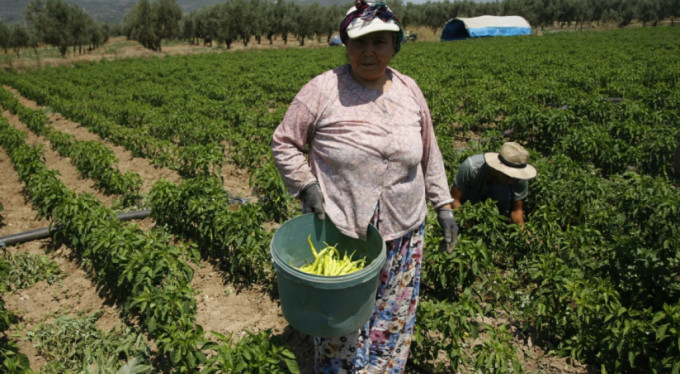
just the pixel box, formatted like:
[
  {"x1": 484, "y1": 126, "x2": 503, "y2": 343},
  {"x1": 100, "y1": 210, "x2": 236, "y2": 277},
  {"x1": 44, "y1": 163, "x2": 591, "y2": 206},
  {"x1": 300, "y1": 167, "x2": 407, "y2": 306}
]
[{"x1": 344, "y1": 4, "x2": 400, "y2": 40}]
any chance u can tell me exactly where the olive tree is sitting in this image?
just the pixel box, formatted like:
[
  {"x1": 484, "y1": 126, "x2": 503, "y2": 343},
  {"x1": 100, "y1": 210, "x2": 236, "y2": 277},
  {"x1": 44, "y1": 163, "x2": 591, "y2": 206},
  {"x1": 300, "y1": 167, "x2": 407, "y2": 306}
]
[
  {"x1": 24, "y1": 0, "x2": 77, "y2": 56},
  {"x1": 668, "y1": 0, "x2": 680, "y2": 24},
  {"x1": 154, "y1": 0, "x2": 182, "y2": 44},
  {"x1": 229, "y1": 0, "x2": 255, "y2": 46},
  {"x1": 9, "y1": 24, "x2": 30, "y2": 56},
  {"x1": 250, "y1": 0, "x2": 270, "y2": 44},
  {"x1": 274, "y1": 0, "x2": 296, "y2": 45},
  {"x1": 129, "y1": 0, "x2": 159, "y2": 50},
  {"x1": 125, "y1": 0, "x2": 182, "y2": 51},
  {"x1": 214, "y1": 4, "x2": 235, "y2": 48},
  {"x1": 0, "y1": 21, "x2": 9, "y2": 54},
  {"x1": 636, "y1": 0, "x2": 662, "y2": 26},
  {"x1": 69, "y1": 5, "x2": 92, "y2": 54},
  {"x1": 420, "y1": 2, "x2": 450, "y2": 35},
  {"x1": 180, "y1": 13, "x2": 196, "y2": 44},
  {"x1": 321, "y1": 5, "x2": 344, "y2": 43}
]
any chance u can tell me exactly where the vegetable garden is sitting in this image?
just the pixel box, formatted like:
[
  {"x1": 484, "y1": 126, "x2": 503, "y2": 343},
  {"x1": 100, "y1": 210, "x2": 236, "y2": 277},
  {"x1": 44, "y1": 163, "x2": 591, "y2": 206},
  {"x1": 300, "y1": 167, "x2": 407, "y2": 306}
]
[{"x1": 1, "y1": 25, "x2": 679, "y2": 373}]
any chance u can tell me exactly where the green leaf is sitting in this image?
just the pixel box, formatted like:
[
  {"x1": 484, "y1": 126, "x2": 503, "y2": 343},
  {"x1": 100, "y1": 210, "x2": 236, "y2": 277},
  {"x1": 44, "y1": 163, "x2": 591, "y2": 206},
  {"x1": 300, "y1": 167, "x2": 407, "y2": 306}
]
[{"x1": 170, "y1": 349, "x2": 181, "y2": 364}]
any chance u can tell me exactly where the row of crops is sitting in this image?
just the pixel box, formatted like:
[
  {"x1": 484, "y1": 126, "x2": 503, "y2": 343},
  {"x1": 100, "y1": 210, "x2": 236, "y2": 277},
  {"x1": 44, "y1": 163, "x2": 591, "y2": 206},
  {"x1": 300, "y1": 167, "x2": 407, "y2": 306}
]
[
  {"x1": 1, "y1": 25, "x2": 679, "y2": 372},
  {"x1": 0, "y1": 113, "x2": 299, "y2": 372}
]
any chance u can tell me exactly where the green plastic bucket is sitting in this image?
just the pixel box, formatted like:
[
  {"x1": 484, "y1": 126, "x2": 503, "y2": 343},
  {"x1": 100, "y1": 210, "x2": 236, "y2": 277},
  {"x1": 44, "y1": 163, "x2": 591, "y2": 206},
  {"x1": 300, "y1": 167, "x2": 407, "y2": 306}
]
[{"x1": 270, "y1": 214, "x2": 386, "y2": 337}]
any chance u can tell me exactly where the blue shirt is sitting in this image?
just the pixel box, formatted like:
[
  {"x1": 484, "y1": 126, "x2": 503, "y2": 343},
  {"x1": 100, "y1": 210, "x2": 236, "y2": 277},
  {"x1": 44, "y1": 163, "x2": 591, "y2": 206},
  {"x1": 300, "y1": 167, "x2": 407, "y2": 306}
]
[{"x1": 454, "y1": 154, "x2": 528, "y2": 206}]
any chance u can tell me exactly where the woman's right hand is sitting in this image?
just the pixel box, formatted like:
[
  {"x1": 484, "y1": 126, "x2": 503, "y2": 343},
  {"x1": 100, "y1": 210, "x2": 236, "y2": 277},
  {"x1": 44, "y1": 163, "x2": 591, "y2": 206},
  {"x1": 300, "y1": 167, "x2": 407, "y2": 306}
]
[
  {"x1": 300, "y1": 183, "x2": 325, "y2": 220},
  {"x1": 436, "y1": 208, "x2": 459, "y2": 253}
]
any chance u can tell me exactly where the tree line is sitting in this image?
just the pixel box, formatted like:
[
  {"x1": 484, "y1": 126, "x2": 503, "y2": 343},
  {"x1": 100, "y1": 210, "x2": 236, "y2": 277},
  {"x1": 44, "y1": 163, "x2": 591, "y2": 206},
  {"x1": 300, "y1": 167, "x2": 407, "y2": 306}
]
[
  {"x1": 127, "y1": 0, "x2": 680, "y2": 50},
  {"x1": 1, "y1": 0, "x2": 679, "y2": 56},
  {"x1": 1, "y1": 0, "x2": 110, "y2": 57}
]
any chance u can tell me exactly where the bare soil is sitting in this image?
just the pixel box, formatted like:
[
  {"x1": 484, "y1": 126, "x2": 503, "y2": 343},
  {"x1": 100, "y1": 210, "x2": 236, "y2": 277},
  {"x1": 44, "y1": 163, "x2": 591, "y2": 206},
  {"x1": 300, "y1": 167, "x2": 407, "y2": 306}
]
[
  {"x1": 0, "y1": 90, "x2": 316, "y2": 372},
  {"x1": 0, "y1": 35, "x2": 590, "y2": 373}
]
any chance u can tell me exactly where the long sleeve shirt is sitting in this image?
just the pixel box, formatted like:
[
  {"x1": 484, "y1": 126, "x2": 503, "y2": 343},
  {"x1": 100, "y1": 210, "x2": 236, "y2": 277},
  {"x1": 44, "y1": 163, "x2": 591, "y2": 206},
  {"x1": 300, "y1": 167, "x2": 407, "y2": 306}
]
[{"x1": 271, "y1": 64, "x2": 453, "y2": 241}]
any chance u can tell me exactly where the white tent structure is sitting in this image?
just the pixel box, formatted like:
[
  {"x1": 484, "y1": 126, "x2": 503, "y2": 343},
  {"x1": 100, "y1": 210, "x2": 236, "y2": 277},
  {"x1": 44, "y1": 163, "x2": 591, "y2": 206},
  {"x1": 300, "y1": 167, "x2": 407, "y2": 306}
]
[{"x1": 441, "y1": 15, "x2": 532, "y2": 41}]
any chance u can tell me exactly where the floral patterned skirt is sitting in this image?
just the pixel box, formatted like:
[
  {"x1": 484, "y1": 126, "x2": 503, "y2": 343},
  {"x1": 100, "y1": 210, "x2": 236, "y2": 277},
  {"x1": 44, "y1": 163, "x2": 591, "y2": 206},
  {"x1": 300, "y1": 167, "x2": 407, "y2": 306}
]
[{"x1": 314, "y1": 207, "x2": 425, "y2": 374}]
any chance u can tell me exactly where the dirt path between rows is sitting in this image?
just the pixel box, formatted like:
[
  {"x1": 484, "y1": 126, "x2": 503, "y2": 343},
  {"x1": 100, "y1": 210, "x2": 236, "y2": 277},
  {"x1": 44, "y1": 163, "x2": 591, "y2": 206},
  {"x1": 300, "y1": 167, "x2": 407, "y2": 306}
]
[
  {"x1": 0, "y1": 131, "x2": 126, "y2": 370},
  {"x1": 0, "y1": 91, "x2": 316, "y2": 372},
  {"x1": 3, "y1": 108, "x2": 118, "y2": 206}
]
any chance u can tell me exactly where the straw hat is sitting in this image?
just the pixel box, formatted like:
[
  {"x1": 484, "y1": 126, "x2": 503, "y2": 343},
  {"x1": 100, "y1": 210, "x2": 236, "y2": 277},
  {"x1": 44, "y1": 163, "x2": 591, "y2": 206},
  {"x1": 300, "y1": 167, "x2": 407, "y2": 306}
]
[{"x1": 484, "y1": 142, "x2": 538, "y2": 180}]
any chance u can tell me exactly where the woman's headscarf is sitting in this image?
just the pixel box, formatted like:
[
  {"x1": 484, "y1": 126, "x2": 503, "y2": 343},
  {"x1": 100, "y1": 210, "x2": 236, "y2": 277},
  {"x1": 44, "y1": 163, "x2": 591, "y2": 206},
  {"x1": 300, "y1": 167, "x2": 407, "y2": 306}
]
[{"x1": 340, "y1": 0, "x2": 405, "y2": 53}]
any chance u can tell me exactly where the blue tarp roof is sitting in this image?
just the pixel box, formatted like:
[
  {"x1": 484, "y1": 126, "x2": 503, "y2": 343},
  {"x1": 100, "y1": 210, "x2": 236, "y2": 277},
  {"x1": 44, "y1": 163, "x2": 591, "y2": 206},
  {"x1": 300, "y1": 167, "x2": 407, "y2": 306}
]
[{"x1": 441, "y1": 15, "x2": 531, "y2": 41}]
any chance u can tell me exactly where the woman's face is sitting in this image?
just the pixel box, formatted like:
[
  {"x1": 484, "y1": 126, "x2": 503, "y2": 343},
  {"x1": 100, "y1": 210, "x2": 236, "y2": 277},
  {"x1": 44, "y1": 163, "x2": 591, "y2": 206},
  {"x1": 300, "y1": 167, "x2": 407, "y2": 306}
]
[{"x1": 346, "y1": 31, "x2": 395, "y2": 85}]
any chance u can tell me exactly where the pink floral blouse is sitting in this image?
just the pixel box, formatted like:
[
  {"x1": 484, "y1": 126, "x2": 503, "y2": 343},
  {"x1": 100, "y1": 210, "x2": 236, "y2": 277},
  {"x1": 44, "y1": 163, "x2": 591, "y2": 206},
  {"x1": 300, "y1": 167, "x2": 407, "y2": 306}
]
[{"x1": 271, "y1": 64, "x2": 453, "y2": 241}]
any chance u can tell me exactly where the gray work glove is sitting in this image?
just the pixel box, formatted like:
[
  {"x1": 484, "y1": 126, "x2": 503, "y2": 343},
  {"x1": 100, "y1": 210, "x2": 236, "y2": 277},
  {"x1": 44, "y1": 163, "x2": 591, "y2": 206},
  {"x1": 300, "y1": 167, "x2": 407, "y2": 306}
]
[
  {"x1": 300, "y1": 183, "x2": 325, "y2": 220},
  {"x1": 437, "y1": 208, "x2": 459, "y2": 253}
]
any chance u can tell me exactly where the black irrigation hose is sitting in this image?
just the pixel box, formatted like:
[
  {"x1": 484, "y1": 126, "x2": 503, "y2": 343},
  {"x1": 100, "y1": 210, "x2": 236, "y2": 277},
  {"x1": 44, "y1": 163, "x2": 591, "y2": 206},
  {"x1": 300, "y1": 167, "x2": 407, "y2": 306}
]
[
  {"x1": 0, "y1": 209, "x2": 152, "y2": 248},
  {"x1": 0, "y1": 194, "x2": 251, "y2": 249}
]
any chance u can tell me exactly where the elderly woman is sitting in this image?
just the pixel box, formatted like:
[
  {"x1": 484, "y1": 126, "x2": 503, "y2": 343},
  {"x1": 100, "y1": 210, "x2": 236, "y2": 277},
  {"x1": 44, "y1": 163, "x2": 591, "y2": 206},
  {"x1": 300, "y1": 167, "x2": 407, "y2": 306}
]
[{"x1": 271, "y1": 1, "x2": 458, "y2": 372}]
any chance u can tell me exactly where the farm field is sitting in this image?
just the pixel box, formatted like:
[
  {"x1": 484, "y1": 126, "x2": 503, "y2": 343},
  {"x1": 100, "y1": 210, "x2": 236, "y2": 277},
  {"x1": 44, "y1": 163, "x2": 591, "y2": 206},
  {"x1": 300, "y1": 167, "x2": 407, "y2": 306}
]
[{"x1": 0, "y1": 25, "x2": 679, "y2": 373}]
